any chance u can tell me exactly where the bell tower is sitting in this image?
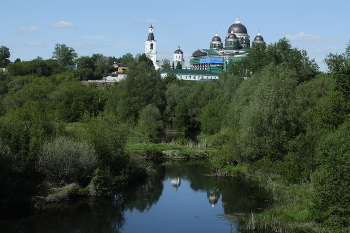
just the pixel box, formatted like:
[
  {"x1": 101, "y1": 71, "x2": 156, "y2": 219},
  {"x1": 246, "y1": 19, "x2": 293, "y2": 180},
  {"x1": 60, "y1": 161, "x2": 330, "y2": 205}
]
[{"x1": 145, "y1": 25, "x2": 157, "y2": 67}]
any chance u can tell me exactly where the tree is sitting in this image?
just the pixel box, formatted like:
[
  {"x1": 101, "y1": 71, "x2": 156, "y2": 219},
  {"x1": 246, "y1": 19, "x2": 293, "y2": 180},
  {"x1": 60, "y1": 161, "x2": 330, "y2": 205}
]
[
  {"x1": 94, "y1": 55, "x2": 111, "y2": 77},
  {"x1": 138, "y1": 104, "x2": 164, "y2": 142},
  {"x1": 233, "y1": 63, "x2": 298, "y2": 161},
  {"x1": 52, "y1": 43, "x2": 77, "y2": 66},
  {"x1": 105, "y1": 60, "x2": 166, "y2": 125},
  {"x1": 311, "y1": 119, "x2": 350, "y2": 228},
  {"x1": 161, "y1": 59, "x2": 171, "y2": 70},
  {"x1": 176, "y1": 61, "x2": 182, "y2": 69},
  {"x1": 227, "y1": 38, "x2": 319, "y2": 83},
  {"x1": 325, "y1": 46, "x2": 350, "y2": 100},
  {"x1": 0, "y1": 46, "x2": 11, "y2": 67}
]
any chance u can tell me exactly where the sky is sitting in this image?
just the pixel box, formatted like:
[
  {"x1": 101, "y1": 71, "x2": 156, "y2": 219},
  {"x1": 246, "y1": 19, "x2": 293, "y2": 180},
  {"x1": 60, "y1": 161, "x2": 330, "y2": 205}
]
[{"x1": 1, "y1": 0, "x2": 349, "y2": 71}]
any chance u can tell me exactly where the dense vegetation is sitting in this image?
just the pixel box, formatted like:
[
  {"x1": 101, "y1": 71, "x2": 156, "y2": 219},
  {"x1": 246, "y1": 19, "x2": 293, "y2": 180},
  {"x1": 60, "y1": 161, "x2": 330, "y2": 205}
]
[{"x1": 1, "y1": 39, "x2": 350, "y2": 231}]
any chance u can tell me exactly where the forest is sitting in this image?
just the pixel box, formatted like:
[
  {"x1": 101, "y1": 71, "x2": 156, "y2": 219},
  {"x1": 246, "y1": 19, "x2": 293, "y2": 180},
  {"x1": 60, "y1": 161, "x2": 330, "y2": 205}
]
[{"x1": 1, "y1": 39, "x2": 350, "y2": 232}]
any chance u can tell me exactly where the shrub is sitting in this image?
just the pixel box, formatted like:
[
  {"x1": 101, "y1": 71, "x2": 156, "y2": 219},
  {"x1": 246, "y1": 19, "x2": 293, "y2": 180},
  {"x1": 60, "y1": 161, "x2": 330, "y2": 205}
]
[{"x1": 37, "y1": 136, "x2": 97, "y2": 184}]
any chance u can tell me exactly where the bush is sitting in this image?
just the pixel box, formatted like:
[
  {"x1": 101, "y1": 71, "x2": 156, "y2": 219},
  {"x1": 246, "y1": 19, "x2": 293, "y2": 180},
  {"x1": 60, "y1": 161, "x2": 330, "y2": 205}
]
[
  {"x1": 37, "y1": 136, "x2": 97, "y2": 184},
  {"x1": 311, "y1": 119, "x2": 350, "y2": 229}
]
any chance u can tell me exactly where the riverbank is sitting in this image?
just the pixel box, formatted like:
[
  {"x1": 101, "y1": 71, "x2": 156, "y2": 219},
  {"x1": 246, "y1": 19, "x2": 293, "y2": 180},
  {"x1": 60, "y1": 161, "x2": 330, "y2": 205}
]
[{"x1": 215, "y1": 165, "x2": 335, "y2": 233}]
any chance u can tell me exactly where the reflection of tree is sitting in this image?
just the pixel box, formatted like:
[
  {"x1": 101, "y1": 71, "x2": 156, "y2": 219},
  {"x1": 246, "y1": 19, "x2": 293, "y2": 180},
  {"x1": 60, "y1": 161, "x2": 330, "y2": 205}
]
[
  {"x1": 122, "y1": 164, "x2": 166, "y2": 212},
  {"x1": 1, "y1": 197, "x2": 126, "y2": 233},
  {"x1": 218, "y1": 179, "x2": 271, "y2": 214}
]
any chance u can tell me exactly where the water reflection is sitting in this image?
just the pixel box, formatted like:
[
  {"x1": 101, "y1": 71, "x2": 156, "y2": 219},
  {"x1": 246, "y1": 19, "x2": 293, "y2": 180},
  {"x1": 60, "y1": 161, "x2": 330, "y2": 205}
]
[{"x1": 0, "y1": 161, "x2": 270, "y2": 233}]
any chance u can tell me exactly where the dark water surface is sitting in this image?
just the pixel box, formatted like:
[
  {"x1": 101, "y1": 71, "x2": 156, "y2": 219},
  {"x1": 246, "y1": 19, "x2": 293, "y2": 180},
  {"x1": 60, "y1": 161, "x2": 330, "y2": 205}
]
[{"x1": 0, "y1": 161, "x2": 270, "y2": 233}]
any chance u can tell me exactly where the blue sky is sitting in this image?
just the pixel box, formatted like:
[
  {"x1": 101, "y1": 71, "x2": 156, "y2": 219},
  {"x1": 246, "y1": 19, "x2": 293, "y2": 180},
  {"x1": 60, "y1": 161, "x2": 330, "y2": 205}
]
[{"x1": 1, "y1": 0, "x2": 349, "y2": 71}]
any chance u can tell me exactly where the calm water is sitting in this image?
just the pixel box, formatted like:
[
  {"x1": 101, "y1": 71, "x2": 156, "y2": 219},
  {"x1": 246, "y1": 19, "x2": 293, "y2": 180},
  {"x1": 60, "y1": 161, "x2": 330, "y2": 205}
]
[{"x1": 0, "y1": 161, "x2": 270, "y2": 233}]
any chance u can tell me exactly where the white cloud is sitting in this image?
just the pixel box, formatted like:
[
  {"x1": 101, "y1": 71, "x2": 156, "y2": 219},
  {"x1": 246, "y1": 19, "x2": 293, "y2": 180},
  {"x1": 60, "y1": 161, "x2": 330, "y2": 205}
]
[
  {"x1": 285, "y1": 32, "x2": 343, "y2": 44},
  {"x1": 23, "y1": 42, "x2": 45, "y2": 47},
  {"x1": 50, "y1": 21, "x2": 75, "y2": 29},
  {"x1": 12, "y1": 26, "x2": 41, "y2": 34}
]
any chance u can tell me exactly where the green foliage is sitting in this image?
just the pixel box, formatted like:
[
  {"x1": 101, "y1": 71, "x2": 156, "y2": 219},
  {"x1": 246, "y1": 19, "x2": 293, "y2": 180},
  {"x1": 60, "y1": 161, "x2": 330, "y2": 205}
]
[
  {"x1": 0, "y1": 139, "x2": 12, "y2": 187},
  {"x1": 292, "y1": 74, "x2": 335, "y2": 133},
  {"x1": 325, "y1": 51, "x2": 350, "y2": 99},
  {"x1": 200, "y1": 97, "x2": 228, "y2": 135},
  {"x1": 233, "y1": 63, "x2": 298, "y2": 161},
  {"x1": 138, "y1": 104, "x2": 164, "y2": 143},
  {"x1": 0, "y1": 46, "x2": 11, "y2": 67},
  {"x1": 37, "y1": 136, "x2": 97, "y2": 184},
  {"x1": 140, "y1": 145, "x2": 165, "y2": 161},
  {"x1": 312, "y1": 90, "x2": 348, "y2": 130},
  {"x1": 105, "y1": 60, "x2": 166, "y2": 125},
  {"x1": 82, "y1": 114, "x2": 129, "y2": 173},
  {"x1": 175, "y1": 98, "x2": 191, "y2": 132},
  {"x1": 281, "y1": 131, "x2": 323, "y2": 183},
  {"x1": 209, "y1": 127, "x2": 240, "y2": 170},
  {"x1": 49, "y1": 81, "x2": 105, "y2": 122},
  {"x1": 52, "y1": 43, "x2": 78, "y2": 66},
  {"x1": 311, "y1": 119, "x2": 350, "y2": 229},
  {"x1": 161, "y1": 58, "x2": 171, "y2": 70},
  {"x1": 228, "y1": 38, "x2": 319, "y2": 83},
  {"x1": 176, "y1": 61, "x2": 182, "y2": 69},
  {"x1": 0, "y1": 100, "x2": 54, "y2": 188},
  {"x1": 7, "y1": 59, "x2": 68, "y2": 77},
  {"x1": 163, "y1": 72, "x2": 178, "y2": 85}
]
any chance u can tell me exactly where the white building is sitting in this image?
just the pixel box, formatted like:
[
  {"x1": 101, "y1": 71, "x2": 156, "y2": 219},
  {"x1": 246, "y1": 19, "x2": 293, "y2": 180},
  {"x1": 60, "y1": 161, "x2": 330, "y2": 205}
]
[{"x1": 145, "y1": 25, "x2": 159, "y2": 69}]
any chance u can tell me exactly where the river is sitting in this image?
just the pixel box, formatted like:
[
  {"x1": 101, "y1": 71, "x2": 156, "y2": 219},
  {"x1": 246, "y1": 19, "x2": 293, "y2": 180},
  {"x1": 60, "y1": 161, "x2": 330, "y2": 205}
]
[{"x1": 0, "y1": 161, "x2": 270, "y2": 233}]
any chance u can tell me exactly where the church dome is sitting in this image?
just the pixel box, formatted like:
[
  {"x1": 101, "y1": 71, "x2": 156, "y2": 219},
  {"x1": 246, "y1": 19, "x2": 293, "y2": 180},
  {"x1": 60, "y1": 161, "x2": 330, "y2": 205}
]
[
  {"x1": 254, "y1": 32, "x2": 264, "y2": 42},
  {"x1": 227, "y1": 32, "x2": 237, "y2": 39},
  {"x1": 228, "y1": 17, "x2": 247, "y2": 34},
  {"x1": 174, "y1": 46, "x2": 183, "y2": 54},
  {"x1": 212, "y1": 35, "x2": 222, "y2": 42}
]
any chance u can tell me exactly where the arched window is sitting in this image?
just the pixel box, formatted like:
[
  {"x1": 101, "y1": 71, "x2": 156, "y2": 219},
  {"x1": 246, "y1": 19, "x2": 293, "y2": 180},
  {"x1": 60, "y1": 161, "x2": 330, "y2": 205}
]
[{"x1": 150, "y1": 43, "x2": 153, "y2": 50}]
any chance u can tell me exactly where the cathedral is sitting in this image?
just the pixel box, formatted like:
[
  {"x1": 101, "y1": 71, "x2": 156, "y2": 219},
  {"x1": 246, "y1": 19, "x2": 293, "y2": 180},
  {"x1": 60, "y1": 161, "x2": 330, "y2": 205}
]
[
  {"x1": 146, "y1": 17, "x2": 265, "y2": 76},
  {"x1": 190, "y1": 16, "x2": 265, "y2": 73}
]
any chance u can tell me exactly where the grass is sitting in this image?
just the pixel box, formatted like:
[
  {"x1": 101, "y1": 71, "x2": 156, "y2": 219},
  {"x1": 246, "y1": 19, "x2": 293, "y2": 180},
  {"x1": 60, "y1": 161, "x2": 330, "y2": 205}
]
[
  {"x1": 126, "y1": 133, "x2": 215, "y2": 160},
  {"x1": 225, "y1": 164, "x2": 249, "y2": 176},
  {"x1": 238, "y1": 173, "x2": 327, "y2": 233}
]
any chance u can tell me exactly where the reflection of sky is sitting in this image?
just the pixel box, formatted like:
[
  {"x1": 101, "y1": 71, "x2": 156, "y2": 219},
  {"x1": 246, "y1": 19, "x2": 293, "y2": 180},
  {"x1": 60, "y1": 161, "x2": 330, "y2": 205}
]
[{"x1": 122, "y1": 178, "x2": 238, "y2": 233}]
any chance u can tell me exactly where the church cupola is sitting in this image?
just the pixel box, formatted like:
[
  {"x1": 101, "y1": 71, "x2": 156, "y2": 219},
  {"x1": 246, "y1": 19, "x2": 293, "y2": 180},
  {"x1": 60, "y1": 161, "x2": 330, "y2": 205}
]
[
  {"x1": 174, "y1": 46, "x2": 184, "y2": 62},
  {"x1": 210, "y1": 33, "x2": 223, "y2": 50},
  {"x1": 225, "y1": 31, "x2": 240, "y2": 49},
  {"x1": 253, "y1": 30, "x2": 265, "y2": 45}
]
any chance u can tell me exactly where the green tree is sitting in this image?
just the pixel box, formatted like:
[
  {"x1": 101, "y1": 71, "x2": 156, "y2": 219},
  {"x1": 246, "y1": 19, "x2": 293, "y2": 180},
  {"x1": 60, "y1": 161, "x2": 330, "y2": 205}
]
[
  {"x1": 94, "y1": 55, "x2": 111, "y2": 77},
  {"x1": 325, "y1": 43, "x2": 350, "y2": 100},
  {"x1": 176, "y1": 61, "x2": 182, "y2": 69},
  {"x1": 175, "y1": 98, "x2": 190, "y2": 132},
  {"x1": 0, "y1": 46, "x2": 10, "y2": 67},
  {"x1": 119, "y1": 53, "x2": 134, "y2": 65},
  {"x1": 138, "y1": 104, "x2": 164, "y2": 142},
  {"x1": 52, "y1": 43, "x2": 78, "y2": 66},
  {"x1": 105, "y1": 60, "x2": 166, "y2": 125},
  {"x1": 233, "y1": 63, "x2": 298, "y2": 162},
  {"x1": 50, "y1": 81, "x2": 105, "y2": 122},
  {"x1": 37, "y1": 136, "x2": 97, "y2": 184},
  {"x1": 200, "y1": 97, "x2": 228, "y2": 135},
  {"x1": 228, "y1": 38, "x2": 319, "y2": 83},
  {"x1": 311, "y1": 119, "x2": 350, "y2": 229},
  {"x1": 161, "y1": 58, "x2": 171, "y2": 70}
]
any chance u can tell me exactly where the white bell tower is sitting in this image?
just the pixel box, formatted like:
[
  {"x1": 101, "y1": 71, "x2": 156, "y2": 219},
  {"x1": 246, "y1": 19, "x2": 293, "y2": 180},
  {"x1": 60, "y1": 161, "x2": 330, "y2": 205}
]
[{"x1": 145, "y1": 25, "x2": 158, "y2": 68}]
